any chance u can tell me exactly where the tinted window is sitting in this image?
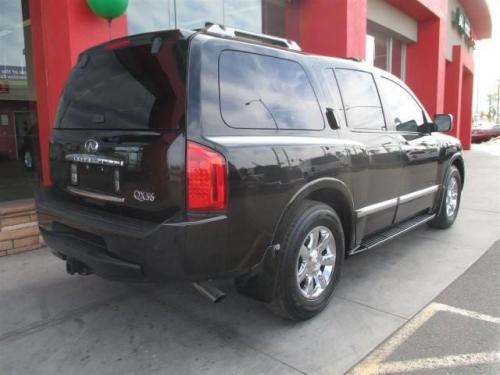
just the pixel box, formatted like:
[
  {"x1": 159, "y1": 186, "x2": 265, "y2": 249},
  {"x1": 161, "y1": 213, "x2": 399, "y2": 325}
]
[
  {"x1": 56, "y1": 37, "x2": 187, "y2": 130},
  {"x1": 219, "y1": 50, "x2": 324, "y2": 130},
  {"x1": 335, "y1": 69, "x2": 385, "y2": 130},
  {"x1": 323, "y1": 69, "x2": 346, "y2": 128},
  {"x1": 379, "y1": 78, "x2": 425, "y2": 132}
]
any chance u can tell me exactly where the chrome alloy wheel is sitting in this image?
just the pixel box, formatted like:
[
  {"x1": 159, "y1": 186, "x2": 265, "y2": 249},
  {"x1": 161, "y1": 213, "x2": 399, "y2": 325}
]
[
  {"x1": 296, "y1": 226, "x2": 336, "y2": 299},
  {"x1": 445, "y1": 176, "x2": 459, "y2": 217}
]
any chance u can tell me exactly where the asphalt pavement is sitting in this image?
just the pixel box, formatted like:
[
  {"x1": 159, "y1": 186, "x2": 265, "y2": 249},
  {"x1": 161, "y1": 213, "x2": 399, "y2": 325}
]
[
  {"x1": 0, "y1": 142, "x2": 499, "y2": 375},
  {"x1": 348, "y1": 239, "x2": 500, "y2": 375}
]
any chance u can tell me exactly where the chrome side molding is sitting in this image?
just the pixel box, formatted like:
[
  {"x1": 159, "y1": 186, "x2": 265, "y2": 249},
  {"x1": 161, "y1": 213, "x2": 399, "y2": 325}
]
[
  {"x1": 399, "y1": 185, "x2": 439, "y2": 204},
  {"x1": 65, "y1": 154, "x2": 124, "y2": 167},
  {"x1": 356, "y1": 185, "x2": 440, "y2": 218},
  {"x1": 356, "y1": 198, "x2": 398, "y2": 219},
  {"x1": 66, "y1": 187, "x2": 125, "y2": 203}
]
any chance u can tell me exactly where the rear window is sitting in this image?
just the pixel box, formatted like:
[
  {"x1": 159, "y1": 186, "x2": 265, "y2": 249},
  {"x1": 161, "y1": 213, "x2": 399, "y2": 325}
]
[
  {"x1": 56, "y1": 36, "x2": 188, "y2": 130},
  {"x1": 219, "y1": 50, "x2": 324, "y2": 130}
]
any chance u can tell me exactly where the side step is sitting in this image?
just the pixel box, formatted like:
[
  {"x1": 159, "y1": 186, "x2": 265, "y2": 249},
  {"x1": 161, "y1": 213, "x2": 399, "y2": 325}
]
[{"x1": 349, "y1": 213, "x2": 436, "y2": 255}]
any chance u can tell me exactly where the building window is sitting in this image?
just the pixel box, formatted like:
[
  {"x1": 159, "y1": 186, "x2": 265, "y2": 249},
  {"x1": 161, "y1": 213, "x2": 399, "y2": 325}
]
[
  {"x1": 366, "y1": 30, "x2": 406, "y2": 81},
  {"x1": 128, "y1": 0, "x2": 285, "y2": 37},
  {"x1": 0, "y1": 0, "x2": 38, "y2": 202}
]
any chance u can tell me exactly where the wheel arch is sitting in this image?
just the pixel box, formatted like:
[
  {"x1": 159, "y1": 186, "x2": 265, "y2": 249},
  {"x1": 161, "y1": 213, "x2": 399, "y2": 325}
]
[
  {"x1": 433, "y1": 152, "x2": 464, "y2": 213},
  {"x1": 450, "y1": 153, "x2": 465, "y2": 190},
  {"x1": 271, "y1": 178, "x2": 356, "y2": 254}
]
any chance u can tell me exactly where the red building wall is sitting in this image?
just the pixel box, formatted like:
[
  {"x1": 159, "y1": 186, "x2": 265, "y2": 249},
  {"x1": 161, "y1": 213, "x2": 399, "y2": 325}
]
[{"x1": 286, "y1": 0, "x2": 367, "y2": 60}]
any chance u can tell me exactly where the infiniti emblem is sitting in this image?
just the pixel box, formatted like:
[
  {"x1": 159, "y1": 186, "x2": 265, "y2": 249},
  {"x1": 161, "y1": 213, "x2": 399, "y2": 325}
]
[{"x1": 84, "y1": 139, "x2": 99, "y2": 154}]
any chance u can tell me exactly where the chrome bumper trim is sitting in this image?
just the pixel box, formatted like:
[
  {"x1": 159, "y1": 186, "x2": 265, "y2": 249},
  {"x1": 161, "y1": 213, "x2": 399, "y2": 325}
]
[
  {"x1": 66, "y1": 187, "x2": 125, "y2": 203},
  {"x1": 65, "y1": 154, "x2": 124, "y2": 167}
]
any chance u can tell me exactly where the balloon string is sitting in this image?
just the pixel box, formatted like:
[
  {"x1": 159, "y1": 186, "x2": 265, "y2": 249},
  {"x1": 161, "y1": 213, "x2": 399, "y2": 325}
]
[{"x1": 108, "y1": 19, "x2": 112, "y2": 40}]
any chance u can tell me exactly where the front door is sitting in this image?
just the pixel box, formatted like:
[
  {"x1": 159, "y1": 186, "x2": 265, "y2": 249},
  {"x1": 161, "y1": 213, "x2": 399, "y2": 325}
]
[{"x1": 377, "y1": 77, "x2": 439, "y2": 222}]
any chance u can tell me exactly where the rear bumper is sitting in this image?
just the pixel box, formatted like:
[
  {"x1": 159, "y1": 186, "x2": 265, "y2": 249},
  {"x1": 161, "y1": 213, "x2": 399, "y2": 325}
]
[
  {"x1": 36, "y1": 188, "x2": 231, "y2": 282},
  {"x1": 42, "y1": 228, "x2": 144, "y2": 281}
]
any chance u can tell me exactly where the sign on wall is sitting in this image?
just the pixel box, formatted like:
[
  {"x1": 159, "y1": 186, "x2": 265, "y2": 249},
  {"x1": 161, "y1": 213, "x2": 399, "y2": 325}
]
[
  {"x1": 0, "y1": 66, "x2": 27, "y2": 81},
  {"x1": 452, "y1": 7, "x2": 475, "y2": 48}
]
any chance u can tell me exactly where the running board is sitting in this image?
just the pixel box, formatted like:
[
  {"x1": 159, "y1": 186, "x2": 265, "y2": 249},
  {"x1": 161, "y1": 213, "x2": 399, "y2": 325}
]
[{"x1": 349, "y1": 213, "x2": 436, "y2": 255}]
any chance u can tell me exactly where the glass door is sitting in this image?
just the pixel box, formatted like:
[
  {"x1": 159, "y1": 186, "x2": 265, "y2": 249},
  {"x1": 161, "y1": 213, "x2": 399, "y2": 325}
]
[{"x1": 0, "y1": 0, "x2": 38, "y2": 202}]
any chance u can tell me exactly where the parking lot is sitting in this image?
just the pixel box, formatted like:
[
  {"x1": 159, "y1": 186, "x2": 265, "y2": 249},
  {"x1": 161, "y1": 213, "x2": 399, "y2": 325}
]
[{"x1": 1, "y1": 142, "x2": 499, "y2": 375}]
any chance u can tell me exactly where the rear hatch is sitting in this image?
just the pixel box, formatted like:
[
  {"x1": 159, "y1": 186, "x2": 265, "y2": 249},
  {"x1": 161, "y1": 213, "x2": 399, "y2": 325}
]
[{"x1": 49, "y1": 30, "x2": 192, "y2": 222}]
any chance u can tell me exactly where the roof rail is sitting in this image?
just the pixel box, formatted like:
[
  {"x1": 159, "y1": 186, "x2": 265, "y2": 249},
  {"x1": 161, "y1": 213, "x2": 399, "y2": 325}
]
[
  {"x1": 345, "y1": 57, "x2": 362, "y2": 62},
  {"x1": 200, "y1": 23, "x2": 301, "y2": 51}
]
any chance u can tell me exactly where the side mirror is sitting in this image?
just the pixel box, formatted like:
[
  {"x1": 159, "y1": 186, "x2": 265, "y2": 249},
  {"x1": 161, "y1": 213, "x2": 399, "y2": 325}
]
[{"x1": 433, "y1": 114, "x2": 453, "y2": 132}]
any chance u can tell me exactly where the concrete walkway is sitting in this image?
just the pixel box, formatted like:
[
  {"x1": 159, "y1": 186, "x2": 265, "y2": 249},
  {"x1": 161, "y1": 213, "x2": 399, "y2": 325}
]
[{"x1": 1, "y1": 144, "x2": 499, "y2": 375}]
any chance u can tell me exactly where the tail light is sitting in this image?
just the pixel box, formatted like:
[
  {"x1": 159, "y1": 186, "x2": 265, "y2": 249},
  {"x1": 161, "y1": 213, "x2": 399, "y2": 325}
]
[{"x1": 187, "y1": 141, "x2": 227, "y2": 211}]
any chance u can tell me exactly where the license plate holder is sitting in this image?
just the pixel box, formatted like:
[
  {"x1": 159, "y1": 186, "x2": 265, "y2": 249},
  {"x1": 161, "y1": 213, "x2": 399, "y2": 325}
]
[{"x1": 76, "y1": 163, "x2": 118, "y2": 193}]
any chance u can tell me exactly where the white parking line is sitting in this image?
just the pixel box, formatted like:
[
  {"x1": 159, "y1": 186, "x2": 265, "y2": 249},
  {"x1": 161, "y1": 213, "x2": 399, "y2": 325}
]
[
  {"x1": 348, "y1": 303, "x2": 500, "y2": 375},
  {"x1": 359, "y1": 352, "x2": 500, "y2": 374},
  {"x1": 436, "y1": 303, "x2": 500, "y2": 324}
]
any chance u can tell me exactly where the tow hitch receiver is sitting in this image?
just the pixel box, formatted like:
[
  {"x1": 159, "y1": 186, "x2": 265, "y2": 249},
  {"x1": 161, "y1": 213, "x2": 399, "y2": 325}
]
[{"x1": 66, "y1": 259, "x2": 92, "y2": 276}]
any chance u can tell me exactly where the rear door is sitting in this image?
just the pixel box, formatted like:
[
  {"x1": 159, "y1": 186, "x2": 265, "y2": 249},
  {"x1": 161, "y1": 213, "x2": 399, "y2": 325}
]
[
  {"x1": 377, "y1": 76, "x2": 440, "y2": 222},
  {"x1": 50, "y1": 31, "x2": 189, "y2": 222},
  {"x1": 324, "y1": 68, "x2": 403, "y2": 237}
]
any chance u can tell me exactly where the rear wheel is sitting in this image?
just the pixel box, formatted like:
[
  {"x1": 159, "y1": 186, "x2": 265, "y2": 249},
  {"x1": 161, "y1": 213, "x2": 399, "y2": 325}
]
[
  {"x1": 270, "y1": 201, "x2": 344, "y2": 320},
  {"x1": 23, "y1": 150, "x2": 34, "y2": 171},
  {"x1": 428, "y1": 165, "x2": 461, "y2": 229}
]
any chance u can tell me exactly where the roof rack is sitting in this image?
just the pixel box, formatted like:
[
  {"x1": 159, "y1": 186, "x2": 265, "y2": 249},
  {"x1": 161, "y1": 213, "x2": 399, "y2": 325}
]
[{"x1": 200, "y1": 23, "x2": 301, "y2": 51}]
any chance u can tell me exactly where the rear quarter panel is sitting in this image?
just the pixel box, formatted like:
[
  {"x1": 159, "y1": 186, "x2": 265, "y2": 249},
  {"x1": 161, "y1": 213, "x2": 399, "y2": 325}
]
[{"x1": 186, "y1": 35, "x2": 353, "y2": 273}]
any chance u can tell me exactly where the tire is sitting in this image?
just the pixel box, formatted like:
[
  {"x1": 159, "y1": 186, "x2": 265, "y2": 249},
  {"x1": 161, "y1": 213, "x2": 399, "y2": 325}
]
[
  {"x1": 23, "y1": 150, "x2": 34, "y2": 171},
  {"x1": 269, "y1": 200, "x2": 344, "y2": 321},
  {"x1": 428, "y1": 165, "x2": 461, "y2": 229}
]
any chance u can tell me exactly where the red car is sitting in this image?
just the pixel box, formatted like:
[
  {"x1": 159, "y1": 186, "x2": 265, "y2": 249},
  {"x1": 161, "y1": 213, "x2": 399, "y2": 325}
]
[{"x1": 472, "y1": 123, "x2": 496, "y2": 143}]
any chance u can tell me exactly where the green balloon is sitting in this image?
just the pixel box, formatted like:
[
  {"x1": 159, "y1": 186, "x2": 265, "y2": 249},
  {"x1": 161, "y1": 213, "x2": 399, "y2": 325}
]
[{"x1": 86, "y1": 0, "x2": 128, "y2": 20}]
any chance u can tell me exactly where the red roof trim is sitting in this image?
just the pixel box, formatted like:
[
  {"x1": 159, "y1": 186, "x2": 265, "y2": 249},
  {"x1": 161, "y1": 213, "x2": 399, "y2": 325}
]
[
  {"x1": 386, "y1": 0, "x2": 444, "y2": 21},
  {"x1": 387, "y1": 0, "x2": 491, "y2": 40}
]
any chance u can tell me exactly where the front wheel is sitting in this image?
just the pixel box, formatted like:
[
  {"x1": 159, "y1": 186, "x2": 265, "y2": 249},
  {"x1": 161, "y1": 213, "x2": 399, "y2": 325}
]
[
  {"x1": 428, "y1": 165, "x2": 461, "y2": 229},
  {"x1": 270, "y1": 201, "x2": 344, "y2": 321}
]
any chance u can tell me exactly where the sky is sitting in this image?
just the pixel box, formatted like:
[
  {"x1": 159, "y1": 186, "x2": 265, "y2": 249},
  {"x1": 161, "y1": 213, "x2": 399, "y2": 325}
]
[{"x1": 473, "y1": 0, "x2": 500, "y2": 114}]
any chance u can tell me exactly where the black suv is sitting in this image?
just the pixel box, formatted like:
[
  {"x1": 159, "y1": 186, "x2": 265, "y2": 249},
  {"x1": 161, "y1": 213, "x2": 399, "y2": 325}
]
[{"x1": 36, "y1": 25, "x2": 464, "y2": 320}]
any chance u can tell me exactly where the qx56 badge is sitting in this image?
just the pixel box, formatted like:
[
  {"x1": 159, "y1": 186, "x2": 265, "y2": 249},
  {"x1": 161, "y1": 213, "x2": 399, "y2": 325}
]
[{"x1": 133, "y1": 190, "x2": 156, "y2": 202}]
